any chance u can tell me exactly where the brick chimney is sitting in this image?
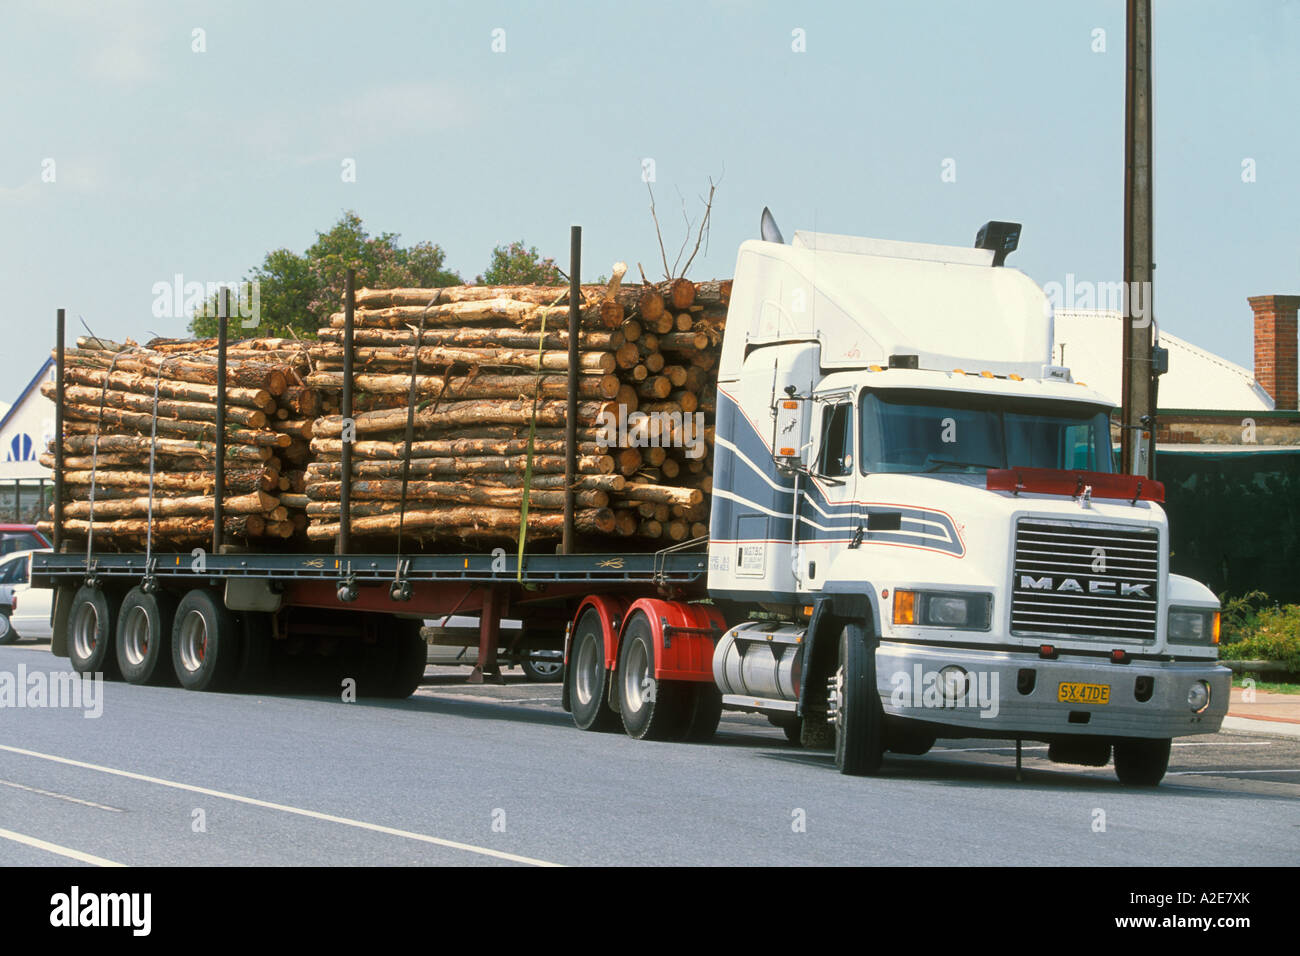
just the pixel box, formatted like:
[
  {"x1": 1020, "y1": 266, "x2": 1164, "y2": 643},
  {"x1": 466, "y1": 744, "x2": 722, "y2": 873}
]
[{"x1": 1250, "y1": 294, "x2": 1300, "y2": 410}]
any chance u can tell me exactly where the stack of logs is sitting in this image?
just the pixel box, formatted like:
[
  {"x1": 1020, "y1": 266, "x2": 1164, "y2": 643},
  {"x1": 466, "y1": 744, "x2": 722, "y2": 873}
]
[
  {"x1": 38, "y1": 335, "x2": 319, "y2": 549},
  {"x1": 302, "y1": 275, "x2": 727, "y2": 548}
]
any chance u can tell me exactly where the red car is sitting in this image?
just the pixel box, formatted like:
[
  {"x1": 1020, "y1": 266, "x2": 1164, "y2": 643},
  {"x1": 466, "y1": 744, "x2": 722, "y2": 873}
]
[{"x1": 0, "y1": 524, "x2": 51, "y2": 558}]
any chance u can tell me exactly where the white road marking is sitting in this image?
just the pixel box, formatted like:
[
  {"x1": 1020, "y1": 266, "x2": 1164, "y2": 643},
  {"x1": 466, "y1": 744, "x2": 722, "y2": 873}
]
[
  {"x1": 1167, "y1": 769, "x2": 1300, "y2": 776},
  {"x1": 0, "y1": 826, "x2": 124, "y2": 867},
  {"x1": 0, "y1": 778, "x2": 123, "y2": 812},
  {"x1": 0, "y1": 743, "x2": 561, "y2": 867}
]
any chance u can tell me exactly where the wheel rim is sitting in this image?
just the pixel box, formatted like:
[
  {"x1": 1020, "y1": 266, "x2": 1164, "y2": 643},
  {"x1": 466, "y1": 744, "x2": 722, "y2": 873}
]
[
  {"x1": 72, "y1": 601, "x2": 99, "y2": 659},
  {"x1": 621, "y1": 637, "x2": 649, "y2": 713},
  {"x1": 122, "y1": 605, "x2": 151, "y2": 667},
  {"x1": 573, "y1": 634, "x2": 600, "y2": 705},
  {"x1": 177, "y1": 609, "x2": 208, "y2": 673},
  {"x1": 533, "y1": 660, "x2": 564, "y2": 678},
  {"x1": 828, "y1": 663, "x2": 844, "y2": 726}
]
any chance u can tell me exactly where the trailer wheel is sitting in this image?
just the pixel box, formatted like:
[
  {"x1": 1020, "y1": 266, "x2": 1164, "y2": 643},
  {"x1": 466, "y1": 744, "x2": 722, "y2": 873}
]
[
  {"x1": 831, "y1": 622, "x2": 884, "y2": 775},
  {"x1": 384, "y1": 620, "x2": 428, "y2": 699},
  {"x1": 683, "y1": 683, "x2": 723, "y2": 742},
  {"x1": 171, "y1": 589, "x2": 241, "y2": 692},
  {"x1": 570, "y1": 610, "x2": 617, "y2": 731},
  {"x1": 1112, "y1": 737, "x2": 1171, "y2": 787},
  {"x1": 616, "y1": 611, "x2": 689, "y2": 740},
  {"x1": 115, "y1": 587, "x2": 177, "y2": 685},
  {"x1": 68, "y1": 585, "x2": 119, "y2": 678}
]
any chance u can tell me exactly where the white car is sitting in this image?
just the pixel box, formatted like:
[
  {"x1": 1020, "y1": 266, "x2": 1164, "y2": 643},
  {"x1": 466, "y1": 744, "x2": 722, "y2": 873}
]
[
  {"x1": 424, "y1": 615, "x2": 564, "y2": 682},
  {"x1": 0, "y1": 549, "x2": 53, "y2": 644}
]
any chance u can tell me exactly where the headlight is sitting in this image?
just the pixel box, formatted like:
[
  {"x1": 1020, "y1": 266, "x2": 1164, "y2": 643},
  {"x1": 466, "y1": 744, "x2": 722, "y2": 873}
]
[
  {"x1": 1168, "y1": 607, "x2": 1220, "y2": 645},
  {"x1": 893, "y1": 591, "x2": 992, "y2": 630},
  {"x1": 1188, "y1": 680, "x2": 1211, "y2": 713}
]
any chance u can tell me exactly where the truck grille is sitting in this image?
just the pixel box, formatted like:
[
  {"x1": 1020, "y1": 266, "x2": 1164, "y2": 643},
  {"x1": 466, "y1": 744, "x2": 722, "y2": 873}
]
[{"x1": 1011, "y1": 519, "x2": 1160, "y2": 642}]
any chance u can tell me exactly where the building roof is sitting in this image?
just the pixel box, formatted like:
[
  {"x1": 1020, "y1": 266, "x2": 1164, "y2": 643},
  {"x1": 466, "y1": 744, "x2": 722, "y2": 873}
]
[
  {"x1": 0, "y1": 358, "x2": 55, "y2": 435},
  {"x1": 1053, "y1": 310, "x2": 1272, "y2": 412}
]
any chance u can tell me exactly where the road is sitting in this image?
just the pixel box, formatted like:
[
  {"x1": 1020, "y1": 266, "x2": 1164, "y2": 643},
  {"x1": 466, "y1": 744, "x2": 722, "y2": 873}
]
[{"x1": 1, "y1": 640, "x2": 1297, "y2": 866}]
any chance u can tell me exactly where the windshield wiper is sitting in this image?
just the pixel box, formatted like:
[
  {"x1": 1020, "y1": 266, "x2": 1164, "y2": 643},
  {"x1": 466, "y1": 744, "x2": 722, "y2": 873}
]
[{"x1": 921, "y1": 457, "x2": 997, "y2": 473}]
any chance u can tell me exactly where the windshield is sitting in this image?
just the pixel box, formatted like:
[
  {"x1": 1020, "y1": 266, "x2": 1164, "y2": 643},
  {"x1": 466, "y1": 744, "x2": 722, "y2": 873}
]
[{"x1": 859, "y1": 389, "x2": 1114, "y2": 474}]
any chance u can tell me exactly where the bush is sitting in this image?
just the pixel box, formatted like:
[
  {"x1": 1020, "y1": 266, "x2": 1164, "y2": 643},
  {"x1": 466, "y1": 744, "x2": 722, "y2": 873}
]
[{"x1": 1217, "y1": 591, "x2": 1300, "y2": 673}]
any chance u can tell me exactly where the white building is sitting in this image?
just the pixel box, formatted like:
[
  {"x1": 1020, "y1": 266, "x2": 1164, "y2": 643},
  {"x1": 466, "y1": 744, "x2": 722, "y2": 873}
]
[
  {"x1": 0, "y1": 358, "x2": 56, "y2": 522},
  {"x1": 1053, "y1": 309, "x2": 1272, "y2": 412}
]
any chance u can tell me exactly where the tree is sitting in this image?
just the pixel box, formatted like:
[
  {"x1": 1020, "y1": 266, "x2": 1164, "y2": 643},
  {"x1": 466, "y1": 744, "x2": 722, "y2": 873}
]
[
  {"x1": 189, "y1": 211, "x2": 462, "y2": 338},
  {"x1": 476, "y1": 241, "x2": 563, "y2": 286}
]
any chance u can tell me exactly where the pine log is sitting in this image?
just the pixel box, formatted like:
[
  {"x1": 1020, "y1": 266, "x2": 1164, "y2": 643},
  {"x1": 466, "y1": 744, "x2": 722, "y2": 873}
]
[
  {"x1": 61, "y1": 349, "x2": 289, "y2": 394},
  {"x1": 59, "y1": 434, "x2": 271, "y2": 462},
  {"x1": 305, "y1": 506, "x2": 615, "y2": 541},
  {"x1": 61, "y1": 366, "x2": 275, "y2": 412},
  {"x1": 305, "y1": 481, "x2": 607, "y2": 510},
  {"x1": 60, "y1": 403, "x2": 290, "y2": 447},
  {"x1": 306, "y1": 370, "x2": 620, "y2": 401},
  {"x1": 42, "y1": 382, "x2": 268, "y2": 428},
  {"x1": 305, "y1": 454, "x2": 615, "y2": 479},
  {"x1": 61, "y1": 469, "x2": 277, "y2": 494},
  {"x1": 63, "y1": 491, "x2": 277, "y2": 519},
  {"x1": 316, "y1": 326, "x2": 624, "y2": 351},
  {"x1": 309, "y1": 344, "x2": 614, "y2": 374},
  {"x1": 313, "y1": 399, "x2": 615, "y2": 438}
]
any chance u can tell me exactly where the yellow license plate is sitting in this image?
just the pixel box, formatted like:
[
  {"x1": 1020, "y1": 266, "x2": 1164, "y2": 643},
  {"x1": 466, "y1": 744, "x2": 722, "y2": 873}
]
[{"x1": 1058, "y1": 682, "x2": 1110, "y2": 705}]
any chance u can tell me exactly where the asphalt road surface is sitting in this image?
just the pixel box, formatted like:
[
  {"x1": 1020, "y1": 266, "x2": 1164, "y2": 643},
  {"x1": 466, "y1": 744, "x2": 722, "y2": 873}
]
[{"x1": 1, "y1": 640, "x2": 1296, "y2": 866}]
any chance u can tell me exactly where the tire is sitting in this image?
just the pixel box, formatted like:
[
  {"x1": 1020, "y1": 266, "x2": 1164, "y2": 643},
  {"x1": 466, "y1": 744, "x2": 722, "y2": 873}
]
[
  {"x1": 68, "y1": 585, "x2": 119, "y2": 679},
  {"x1": 522, "y1": 651, "x2": 565, "y2": 683},
  {"x1": 171, "y1": 589, "x2": 242, "y2": 692},
  {"x1": 769, "y1": 714, "x2": 804, "y2": 746},
  {"x1": 682, "y1": 683, "x2": 723, "y2": 742},
  {"x1": 1113, "y1": 737, "x2": 1171, "y2": 787},
  {"x1": 831, "y1": 622, "x2": 885, "y2": 775},
  {"x1": 616, "y1": 611, "x2": 690, "y2": 740},
  {"x1": 384, "y1": 620, "x2": 428, "y2": 698},
  {"x1": 570, "y1": 610, "x2": 617, "y2": 731},
  {"x1": 115, "y1": 587, "x2": 177, "y2": 685},
  {"x1": 0, "y1": 609, "x2": 16, "y2": 645}
]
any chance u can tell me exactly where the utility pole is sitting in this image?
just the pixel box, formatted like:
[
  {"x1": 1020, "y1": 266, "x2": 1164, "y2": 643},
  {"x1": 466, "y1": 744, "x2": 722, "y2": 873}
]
[{"x1": 1120, "y1": 0, "x2": 1156, "y2": 476}]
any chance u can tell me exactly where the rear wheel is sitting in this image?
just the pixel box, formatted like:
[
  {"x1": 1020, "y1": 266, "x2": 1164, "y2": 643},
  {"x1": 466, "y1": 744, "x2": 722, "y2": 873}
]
[
  {"x1": 617, "y1": 612, "x2": 689, "y2": 740},
  {"x1": 1113, "y1": 737, "x2": 1171, "y2": 786},
  {"x1": 570, "y1": 610, "x2": 617, "y2": 731},
  {"x1": 115, "y1": 587, "x2": 177, "y2": 685},
  {"x1": 68, "y1": 585, "x2": 119, "y2": 678},
  {"x1": 171, "y1": 589, "x2": 241, "y2": 692},
  {"x1": 831, "y1": 622, "x2": 884, "y2": 775},
  {"x1": 0, "y1": 609, "x2": 16, "y2": 645}
]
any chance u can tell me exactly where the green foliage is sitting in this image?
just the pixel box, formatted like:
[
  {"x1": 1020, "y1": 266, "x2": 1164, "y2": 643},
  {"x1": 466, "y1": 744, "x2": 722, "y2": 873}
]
[
  {"x1": 476, "y1": 241, "x2": 563, "y2": 286},
  {"x1": 1218, "y1": 591, "x2": 1300, "y2": 672},
  {"x1": 189, "y1": 211, "x2": 462, "y2": 339}
]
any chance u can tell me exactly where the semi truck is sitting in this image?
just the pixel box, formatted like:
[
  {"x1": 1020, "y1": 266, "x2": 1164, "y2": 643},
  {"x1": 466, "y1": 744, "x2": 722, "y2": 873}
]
[{"x1": 33, "y1": 214, "x2": 1231, "y2": 785}]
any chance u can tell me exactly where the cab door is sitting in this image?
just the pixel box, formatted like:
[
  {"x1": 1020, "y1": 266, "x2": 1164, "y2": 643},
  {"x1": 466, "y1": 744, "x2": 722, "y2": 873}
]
[{"x1": 798, "y1": 393, "x2": 858, "y2": 591}]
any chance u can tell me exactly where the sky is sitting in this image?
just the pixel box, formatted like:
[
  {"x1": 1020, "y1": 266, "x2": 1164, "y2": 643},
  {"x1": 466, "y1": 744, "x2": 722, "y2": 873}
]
[{"x1": 1, "y1": 0, "x2": 1296, "y2": 396}]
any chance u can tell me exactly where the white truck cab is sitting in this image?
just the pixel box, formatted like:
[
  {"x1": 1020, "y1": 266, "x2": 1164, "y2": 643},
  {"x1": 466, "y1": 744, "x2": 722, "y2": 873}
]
[{"x1": 706, "y1": 219, "x2": 1229, "y2": 783}]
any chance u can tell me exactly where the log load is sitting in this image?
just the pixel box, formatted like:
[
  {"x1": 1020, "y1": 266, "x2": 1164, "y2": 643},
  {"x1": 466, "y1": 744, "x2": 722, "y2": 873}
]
[
  {"x1": 300, "y1": 279, "x2": 726, "y2": 549},
  {"x1": 43, "y1": 336, "x2": 319, "y2": 549}
]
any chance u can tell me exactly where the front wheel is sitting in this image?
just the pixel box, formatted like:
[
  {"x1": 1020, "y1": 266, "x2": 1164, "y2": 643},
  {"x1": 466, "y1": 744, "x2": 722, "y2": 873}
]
[
  {"x1": 830, "y1": 622, "x2": 885, "y2": 775},
  {"x1": 1113, "y1": 737, "x2": 1171, "y2": 787}
]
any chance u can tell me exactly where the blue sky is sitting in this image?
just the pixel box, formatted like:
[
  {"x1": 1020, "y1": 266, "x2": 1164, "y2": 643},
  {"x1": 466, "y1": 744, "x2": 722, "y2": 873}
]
[{"x1": 2, "y1": 0, "x2": 1296, "y2": 394}]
